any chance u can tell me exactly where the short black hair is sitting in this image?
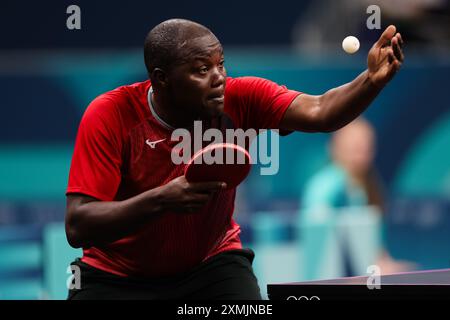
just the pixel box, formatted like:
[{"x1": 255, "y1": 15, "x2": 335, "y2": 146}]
[{"x1": 144, "y1": 19, "x2": 214, "y2": 78}]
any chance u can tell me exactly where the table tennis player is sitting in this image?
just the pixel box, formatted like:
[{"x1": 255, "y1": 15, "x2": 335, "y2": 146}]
[{"x1": 65, "y1": 18, "x2": 404, "y2": 299}]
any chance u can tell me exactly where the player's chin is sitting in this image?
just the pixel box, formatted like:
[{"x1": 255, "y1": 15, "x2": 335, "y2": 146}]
[{"x1": 203, "y1": 99, "x2": 224, "y2": 118}]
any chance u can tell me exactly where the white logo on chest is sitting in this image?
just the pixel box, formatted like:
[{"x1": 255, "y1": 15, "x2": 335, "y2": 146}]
[{"x1": 146, "y1": 138, "x2": 166, "y2": 148}]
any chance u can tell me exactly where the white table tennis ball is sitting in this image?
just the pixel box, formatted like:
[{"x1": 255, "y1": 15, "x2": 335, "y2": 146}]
[{"x1": 342, "y1": 36, "x2": 360, "y2": 54}]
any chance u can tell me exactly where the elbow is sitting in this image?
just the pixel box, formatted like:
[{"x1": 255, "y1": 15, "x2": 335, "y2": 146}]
[
  {"x1": 65, "y1": 195, "x2": 100, "y2": 249},
  {"x1": 65, "y1": 210, "x2": 85, "y2": 249},
  {"x1": 65, "y1": 222, "x2": 83, "y2": 249}
]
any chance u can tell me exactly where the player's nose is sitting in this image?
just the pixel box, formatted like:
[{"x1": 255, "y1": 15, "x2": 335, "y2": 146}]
[{"x1": 211, "y1": 67, "x2": 226, "y2": 89}]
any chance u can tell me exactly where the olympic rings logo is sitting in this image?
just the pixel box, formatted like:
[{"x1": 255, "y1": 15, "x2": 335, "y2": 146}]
[{"x1": 286, "y1": 296, "x2": 320, "y2": 300}]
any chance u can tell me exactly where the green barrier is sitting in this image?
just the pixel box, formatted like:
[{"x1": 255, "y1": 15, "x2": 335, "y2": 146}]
[{"x1": 42, "y1": 222, "x2": 81, "y2": 300}]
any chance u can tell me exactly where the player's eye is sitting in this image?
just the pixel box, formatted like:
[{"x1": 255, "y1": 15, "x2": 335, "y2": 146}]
[
  {"x1": 218, "y1": 60, "x2": 225, "y2": 68},
  {"x1": 198, "y1": 66, "x2": 208, "y2": 74}
]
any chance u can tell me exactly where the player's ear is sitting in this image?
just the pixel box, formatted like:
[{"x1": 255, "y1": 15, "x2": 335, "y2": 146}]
[{"x1": 151, "y1": 68, "x2": 169, "y2": 88}]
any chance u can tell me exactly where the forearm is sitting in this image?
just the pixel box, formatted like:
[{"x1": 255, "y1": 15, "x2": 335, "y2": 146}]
[
  {"x1": 319, "y1": 69, "x2": 382, "y2": 131},
  {"x1": 66, "y1": 188, "x2": 164, "y2": 248}
]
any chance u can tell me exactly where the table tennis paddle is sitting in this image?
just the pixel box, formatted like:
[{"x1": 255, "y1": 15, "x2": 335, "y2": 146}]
[{"x1": 184, "y1": 143, "x2": 252, "y2": 189}]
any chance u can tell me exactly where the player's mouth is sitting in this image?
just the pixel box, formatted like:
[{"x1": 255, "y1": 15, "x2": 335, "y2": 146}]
[{"x1": 208, "y1": 94, "x2": 224, "y2": 103}]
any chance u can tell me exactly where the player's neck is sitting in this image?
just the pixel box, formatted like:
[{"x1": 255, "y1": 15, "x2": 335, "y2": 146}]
[{"x1": 151, "y1": 91, "x2": 198, "y2": 130}]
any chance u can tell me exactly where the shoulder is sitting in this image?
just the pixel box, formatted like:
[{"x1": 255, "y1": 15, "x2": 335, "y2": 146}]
[
  {"x1": 225, "y1": 76, "x2": 271, "y2": 92},
  {"x1": 82, "y1": 80, "x2": 150, "y2": 126},
  {"x1": 81, "y1": 93, "x2": 121, "y2": 132},
  {"x1": 225, "y1": 76, "x2": 293, "y2": 101}
]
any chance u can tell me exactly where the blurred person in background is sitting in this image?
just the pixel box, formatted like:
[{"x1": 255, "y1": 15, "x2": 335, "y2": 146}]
[{"x1": 300, "y1": 118, "x2": 415, "y2": 276}]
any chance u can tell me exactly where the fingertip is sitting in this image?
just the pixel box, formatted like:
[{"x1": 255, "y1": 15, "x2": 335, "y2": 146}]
[
  {"x1": 385, "y1": 25, "x2": 396, "y2": 38},
  {"x1": 391, "y1": 60, "x2": 400, "y2": 72},
  {"x1": 378, "y1": 25, "x2": 397, "y2": 46}
]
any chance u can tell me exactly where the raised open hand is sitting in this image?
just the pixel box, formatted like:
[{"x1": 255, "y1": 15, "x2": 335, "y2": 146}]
[{"x1": 368, "y1": 25, "x2": 404, "y2": 88}]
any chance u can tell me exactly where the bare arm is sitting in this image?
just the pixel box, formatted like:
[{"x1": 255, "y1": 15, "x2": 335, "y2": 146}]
[
  {"x1": 65, "y1": 176, "x2": 226, "y2": 248},
  {"x1": 280, "y1": 25, "x2": 404, "y2": 132}
]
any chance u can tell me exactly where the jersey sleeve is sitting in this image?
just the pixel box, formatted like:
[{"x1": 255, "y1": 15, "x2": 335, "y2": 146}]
[
  {"x1": 224, "y1": 76, "x2": 301, "y2": 131},
  {"x1": 66, "y1": 96, "x2": 124, "y2": 201}
]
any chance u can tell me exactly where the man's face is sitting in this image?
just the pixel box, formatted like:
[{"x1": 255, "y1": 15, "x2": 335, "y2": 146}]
[{"x1": 166, "y1": 33, "x2": 226, "y2": 120}]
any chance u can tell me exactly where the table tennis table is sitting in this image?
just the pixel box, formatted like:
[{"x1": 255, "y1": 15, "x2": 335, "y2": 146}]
[{"x1": 267, "y1": 268, "x2": 450, "y2": 300}]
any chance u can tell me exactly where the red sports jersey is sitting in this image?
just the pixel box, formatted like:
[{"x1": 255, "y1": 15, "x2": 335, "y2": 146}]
[{"x1": 66, "y1": 77, "x2": 301, "y2": 277}]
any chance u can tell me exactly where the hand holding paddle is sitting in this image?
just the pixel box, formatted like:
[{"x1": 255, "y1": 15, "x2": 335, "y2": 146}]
[
  {"x1": 156, "y1": 176, "x2": 226, "y2": 213},
  {"x1": 158, "y1": 143, "x2": 251, "y2": 214}
]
